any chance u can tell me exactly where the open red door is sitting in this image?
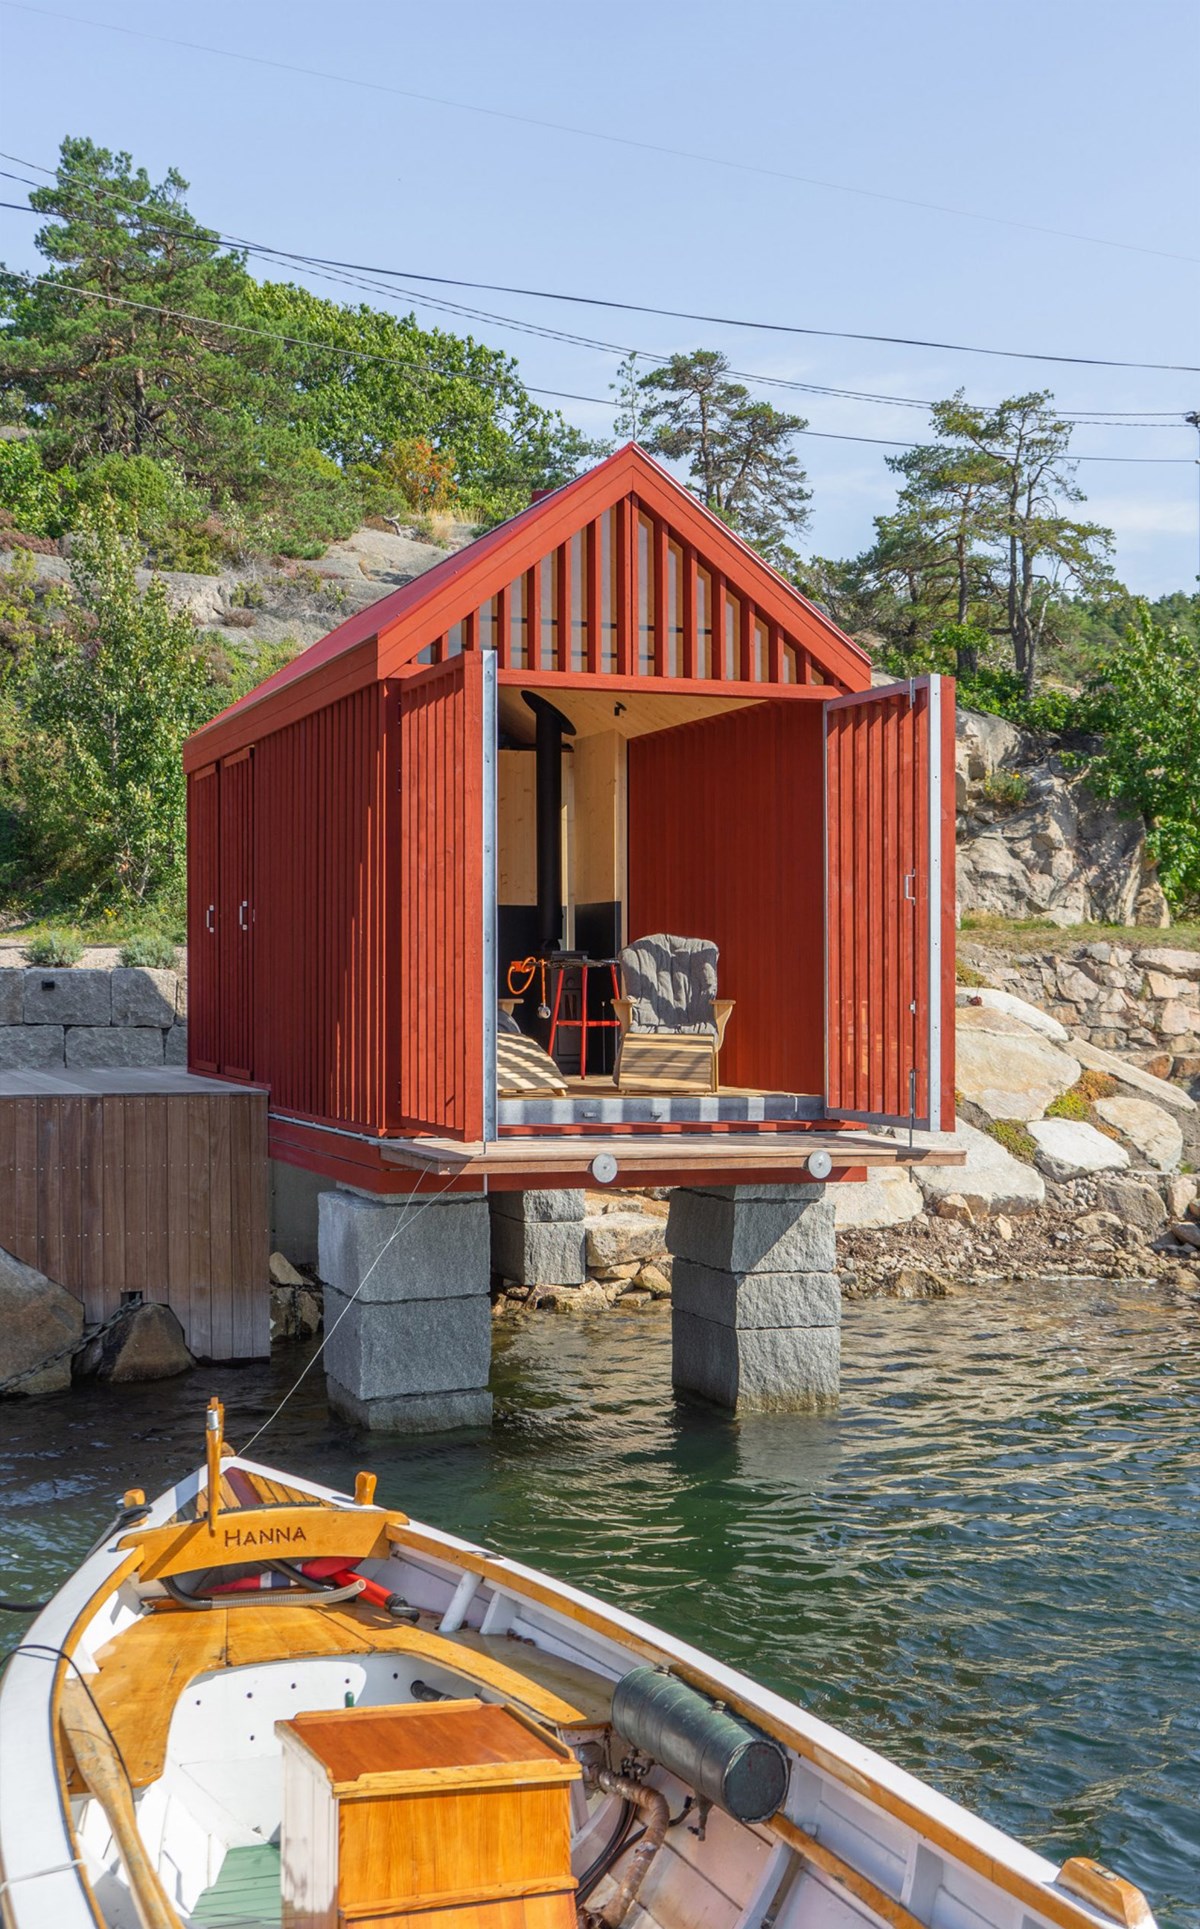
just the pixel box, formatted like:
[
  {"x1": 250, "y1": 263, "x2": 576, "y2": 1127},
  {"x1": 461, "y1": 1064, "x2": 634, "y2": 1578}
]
[
  {"x1": 397, "y1": 650, "x2": 496, "y2": 1140},
  {"x1": 824, "y1": 675, "x2": 954, "y2": 1131}
]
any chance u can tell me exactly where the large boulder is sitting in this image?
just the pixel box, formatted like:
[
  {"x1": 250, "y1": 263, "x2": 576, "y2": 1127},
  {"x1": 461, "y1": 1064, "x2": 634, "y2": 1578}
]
[
  {"x1": 955, "y1": 710, "x2": 1169, "y2": 927},
  {"x1": 585, "y1": 1209, "x2": 668, "y2": 1273},
  {"x1": 1072, "y1": 1039, "x2": 1196, "y2": 1114},
  {"x1": 955, "y1": 1005, "x2": 1080, "y2": 1122},
  {"x1": 0, "y1": 1248, "x2": 84, "y2": 1395},
  {"x1": 1094, "y1": 1176, "x2": 1168, "y2": 1239},
  {"x1": 913, "y1": 1118, "x2": 1045, "y2": 1218},
  {"x1": 1092, "y1": 1096, "x2": 1183, "y2": 1173},
  {"x1": 833, "y1": 1167, "x2": 925, "y2": 1230},
  {"x1": 958, "y1": 987, "x2": 1070, "y2": 1044},
  {"x1": 1027, "y1": 1118, "x2": 1129, "y2": 1181},
  {"x1": 79, "y1": 1301, "x2": 195, "y2": 1382}
]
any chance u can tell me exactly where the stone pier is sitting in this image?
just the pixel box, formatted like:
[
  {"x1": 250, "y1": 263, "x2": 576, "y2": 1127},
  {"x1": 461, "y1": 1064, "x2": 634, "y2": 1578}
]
[
  {"x1": 489, "y1": 1189, "x2": 586, "y2": 1287},
  {"x1": 666, "y1": 1183, "x2": 839, "y2": 1411},
  {"x1": 319, "y1": 1188, "x2": 493, "y2": 1432}
]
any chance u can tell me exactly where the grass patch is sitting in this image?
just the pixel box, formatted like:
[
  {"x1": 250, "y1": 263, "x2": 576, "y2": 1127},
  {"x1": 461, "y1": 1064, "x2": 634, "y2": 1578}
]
[
  {"x1": 1045, "y1": 1070, "x2": 1120, "y2": 1124},
  {"x1": 979, "y1": 770, "x2": 1030, "y2": 810},
  {"x1": 985, "y1": 1119, "x2": 1038, "y2": 1163},
  {"x1": 956, "y1": 960, "x2": 988, "y2": 987},
  {"x1": 958, "y1": 916, "x2": 1200, "y2": 957}
]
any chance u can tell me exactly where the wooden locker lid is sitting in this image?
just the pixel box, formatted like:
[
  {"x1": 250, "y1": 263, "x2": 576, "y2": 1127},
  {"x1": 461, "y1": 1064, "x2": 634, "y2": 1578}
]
[{"x1": 278, "y1": 1698, "x2": 579, "y2": 1788}]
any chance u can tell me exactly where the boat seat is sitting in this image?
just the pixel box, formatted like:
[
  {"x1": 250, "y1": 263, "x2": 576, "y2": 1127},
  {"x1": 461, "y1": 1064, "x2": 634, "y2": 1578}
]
[
  {"x1": 191, "y1": 1841, "x2": 281, "y2": 1927},
  {"x1": 74, "y1": 1602, "x2": 612, "y2": 1792}
]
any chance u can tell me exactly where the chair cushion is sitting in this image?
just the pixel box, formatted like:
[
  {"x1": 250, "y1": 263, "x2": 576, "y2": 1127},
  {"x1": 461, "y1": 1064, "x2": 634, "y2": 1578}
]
[{"x1": 620, "y1": 935, "x2": 718, "y2": 1036}]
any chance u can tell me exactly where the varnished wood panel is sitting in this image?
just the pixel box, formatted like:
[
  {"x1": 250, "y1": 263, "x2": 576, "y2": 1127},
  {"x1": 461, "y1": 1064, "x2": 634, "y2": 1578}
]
[{"x1": 0, "y1": 1086, "x2": 268, "y2": 1359}]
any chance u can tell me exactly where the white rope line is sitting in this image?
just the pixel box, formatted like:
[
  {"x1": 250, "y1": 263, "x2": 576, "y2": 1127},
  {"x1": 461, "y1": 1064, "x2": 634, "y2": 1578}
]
[{"x1": 237, "y1": 1169, "x2": 468, "y2": 1458}]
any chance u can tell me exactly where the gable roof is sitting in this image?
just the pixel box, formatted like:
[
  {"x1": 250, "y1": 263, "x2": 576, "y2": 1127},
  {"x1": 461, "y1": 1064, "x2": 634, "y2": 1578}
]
[{"x1": 185, "y1": 443, "x2": 869, "y2": 766}]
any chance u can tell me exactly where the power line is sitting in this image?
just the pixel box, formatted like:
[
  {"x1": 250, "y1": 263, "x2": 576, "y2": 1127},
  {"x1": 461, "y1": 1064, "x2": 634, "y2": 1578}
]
[
  {"x1": 1, "y1": 157, "x2": 1194, "y2": 423},
  {"x1": 5, "y1": 275, "x2": 1194, "y2": 464},
  {"x1": 2, "y1": 0, "x2": 1197, "y2": 271}
]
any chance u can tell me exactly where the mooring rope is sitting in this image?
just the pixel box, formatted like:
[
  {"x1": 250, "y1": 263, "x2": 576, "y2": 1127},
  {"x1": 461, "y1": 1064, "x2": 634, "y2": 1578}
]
[{"x1": 236, "y1": 1164, "x2": 467, "y2": 1459}]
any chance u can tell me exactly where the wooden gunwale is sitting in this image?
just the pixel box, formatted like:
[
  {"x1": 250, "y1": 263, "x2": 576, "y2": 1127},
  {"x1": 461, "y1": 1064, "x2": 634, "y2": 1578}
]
[{"x1": 382, "y1": 1521, "x2": 1143, "y2": 1929}]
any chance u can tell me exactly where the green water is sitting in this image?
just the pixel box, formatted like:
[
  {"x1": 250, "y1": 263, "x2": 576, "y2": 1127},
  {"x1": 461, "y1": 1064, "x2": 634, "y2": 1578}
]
[{"x1": 2, "y1": 1277, "x2": 1197, "y2": 1923}]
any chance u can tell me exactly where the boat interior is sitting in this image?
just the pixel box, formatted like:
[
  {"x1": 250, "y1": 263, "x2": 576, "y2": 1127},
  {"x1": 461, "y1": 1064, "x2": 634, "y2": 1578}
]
[{"x1": 5, "y1": 1407, "x2": 1153, "y2": 1929}]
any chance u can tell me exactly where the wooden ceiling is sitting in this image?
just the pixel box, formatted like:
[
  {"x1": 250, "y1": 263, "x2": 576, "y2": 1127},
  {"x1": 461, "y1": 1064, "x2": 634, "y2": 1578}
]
[{"x1": 497, "y1": 684, "x2": 763, "y2": 745}]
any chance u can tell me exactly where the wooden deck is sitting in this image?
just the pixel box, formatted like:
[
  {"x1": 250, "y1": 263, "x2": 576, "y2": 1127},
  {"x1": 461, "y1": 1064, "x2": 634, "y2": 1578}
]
[
  {"x1": 382, "y1": 1127, "x2": 965, "y2": 1184},
  {"x1": 0, "y1": 1068, "x2": 269, "y2": 1360}
]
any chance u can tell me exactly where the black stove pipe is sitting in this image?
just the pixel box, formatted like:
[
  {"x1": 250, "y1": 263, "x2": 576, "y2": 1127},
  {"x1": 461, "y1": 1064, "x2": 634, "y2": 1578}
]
[{"x1": 521, "y1": 691, "x2": 575, "y2": 953}]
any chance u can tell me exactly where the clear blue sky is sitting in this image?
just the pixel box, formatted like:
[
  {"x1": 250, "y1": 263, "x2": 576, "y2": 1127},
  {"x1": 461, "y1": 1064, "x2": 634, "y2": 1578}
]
[{"x1": 2, "y1": 0, "x2": 1198, "y2": 594}]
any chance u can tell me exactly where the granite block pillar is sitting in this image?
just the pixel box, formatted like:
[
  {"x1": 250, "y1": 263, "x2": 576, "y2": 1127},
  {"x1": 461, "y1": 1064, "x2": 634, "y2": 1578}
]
[
  {"x1": 319, "y1": 1187, "x2": 493, "y2": 1432},
  {"x1": 489, "y1": 1188, "x2": 587, "y2": 1287},
  {"x1": 666, "y1": 1183, "x2": 839, "y2": 1411}
]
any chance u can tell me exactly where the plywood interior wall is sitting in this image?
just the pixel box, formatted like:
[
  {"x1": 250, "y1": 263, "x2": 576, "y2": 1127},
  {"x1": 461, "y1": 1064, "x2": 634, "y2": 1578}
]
[
  {"x1": 573, "y1": 731, "x2": 626, "y2": 913},
  {"x1": 498, "y1": 749, "x2": 537, "y2": 905}
]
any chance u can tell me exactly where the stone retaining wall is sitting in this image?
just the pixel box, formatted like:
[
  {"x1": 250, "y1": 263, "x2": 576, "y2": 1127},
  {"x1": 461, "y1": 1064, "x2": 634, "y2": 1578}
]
[
  {"x1": 0, "y1": 955, "x2": 188, "y2": 1070},
  {"x1": 959, "y1": 940, "x2": 1200, "y2": 1079}
]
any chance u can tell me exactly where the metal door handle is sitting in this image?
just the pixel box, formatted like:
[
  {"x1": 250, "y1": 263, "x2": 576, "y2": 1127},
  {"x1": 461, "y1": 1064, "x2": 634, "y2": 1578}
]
[
  {"x1": 205, "y1": 904, "x2": 215, "y2": 932},
  {"x1": 903, "y1": 872, "x2": 917, "y2": 901},
  {"x1": 238, "y1": 899, "x2": 249, "y2": 930}
]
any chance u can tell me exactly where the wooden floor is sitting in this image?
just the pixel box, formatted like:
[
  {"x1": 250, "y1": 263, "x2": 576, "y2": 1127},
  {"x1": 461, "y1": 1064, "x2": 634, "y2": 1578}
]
[{"x1": 0, "y1": 1069, "x2": 270, "y2": 1360}]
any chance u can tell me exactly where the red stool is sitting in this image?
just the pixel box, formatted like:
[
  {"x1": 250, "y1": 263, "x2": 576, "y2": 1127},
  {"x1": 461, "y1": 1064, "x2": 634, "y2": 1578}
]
[{"x1": 547, "y1": 958, "x2": 622, "y2": 1079}]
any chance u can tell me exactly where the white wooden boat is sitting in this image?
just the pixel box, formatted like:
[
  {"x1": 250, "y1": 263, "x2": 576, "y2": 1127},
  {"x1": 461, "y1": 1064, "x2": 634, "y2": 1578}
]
[{"x1": 0, "y1": 1400, "x2": 1156, "y2": 1929}]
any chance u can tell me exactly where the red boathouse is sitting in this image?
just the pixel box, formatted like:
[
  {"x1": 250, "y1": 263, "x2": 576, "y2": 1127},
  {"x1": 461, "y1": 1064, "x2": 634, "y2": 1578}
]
[{"x1": 183, "y1": 444, "x2": 955, "y2": 1197}]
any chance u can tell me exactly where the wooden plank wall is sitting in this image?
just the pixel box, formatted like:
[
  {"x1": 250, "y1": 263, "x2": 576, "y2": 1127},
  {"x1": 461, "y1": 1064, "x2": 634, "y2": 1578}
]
[
  {"x1": 0, "y1": 1089, "x2": 269, "y2": 1359},
  {"x1": 627, "y1": 701, "x2": 826, "y2": 1098}
]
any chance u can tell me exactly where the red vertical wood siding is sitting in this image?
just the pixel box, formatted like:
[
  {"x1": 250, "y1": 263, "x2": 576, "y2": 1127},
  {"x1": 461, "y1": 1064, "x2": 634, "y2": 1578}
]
[
  {"x1": 397, "y1": 652, "x2": 484, "y2": 1139},
  {"x1": 627, "y1": 702, "x2": 826, "y2": 1096},
  {"x1": 824, "y1": 681, "x2": 952, "y2": 1124},
  {"x1": 250, "y1": 685, "x2": 394, "y2": 1134},
  {"x1": 938, "y1": 678, "x2": 958, "y2": 1128},
  {"x1": 187, "y1": 764, "x2": 220, "y2": 1073},
  {"x1": 217, "y1": 750, "x2": 254, "y2": 1079}
]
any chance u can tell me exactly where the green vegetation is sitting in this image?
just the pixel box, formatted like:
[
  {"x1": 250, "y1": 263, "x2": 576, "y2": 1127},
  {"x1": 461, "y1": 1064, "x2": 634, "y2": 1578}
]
[
  {"x1": 979, "y1": 770, "x2": 1030, "y2": 811},
  {"x1": 955, "y1": 961, "x2": 988, "y2": 987},
  {"x1": 619, "y1": 349, "x2": 812, "y2": 570},
  {"x1": 0, "y1": 137, "x2": 598, "y2": 560},
  {"x1": 118, "y1": 933, "x2": 178, "y2": 968},
  {"x1": 5, "y1": 501, "x2": 216, "y2": 916},
  {"x1": 986, "y1": 1119, "x2": 1038, "y2": 1163},
  {"x1": 25, "y1": 928, "x2": 83, "y2": 966},
  {"x1": 1046, "y1": 1071, "x2": 1117, "y2": 1123},
  {"x1": 1, "y1": 135, "x2": 1198, "y2": 926}
]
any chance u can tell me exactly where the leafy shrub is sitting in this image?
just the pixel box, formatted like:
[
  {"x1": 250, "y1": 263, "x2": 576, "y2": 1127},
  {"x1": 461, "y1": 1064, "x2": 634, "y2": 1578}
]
[
  {"x1": 119, "y1": 933, "x2": 177, "y2": 969},
  {"x1": 985, "y1": 1119, "x2": 1038, "y2": 1163},
  {"x1": 16, "y1": 500, "x2": 217, "y2": 905},
  {"x1": 1082, "y1": 606, "x2": 1200, "y2": 913},
  {"x1": 75, "y1": 455, "x2": 226, "y2": 572},
  {"x1": 979, "y1": 770, "x2": 1029, "y2": 810},
  {"x1": 0, "y1": 439, "x2": 74, "y2": 538},
  {"x1": 26, "y1": 928, "x2": 83, "y2": 966}
]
